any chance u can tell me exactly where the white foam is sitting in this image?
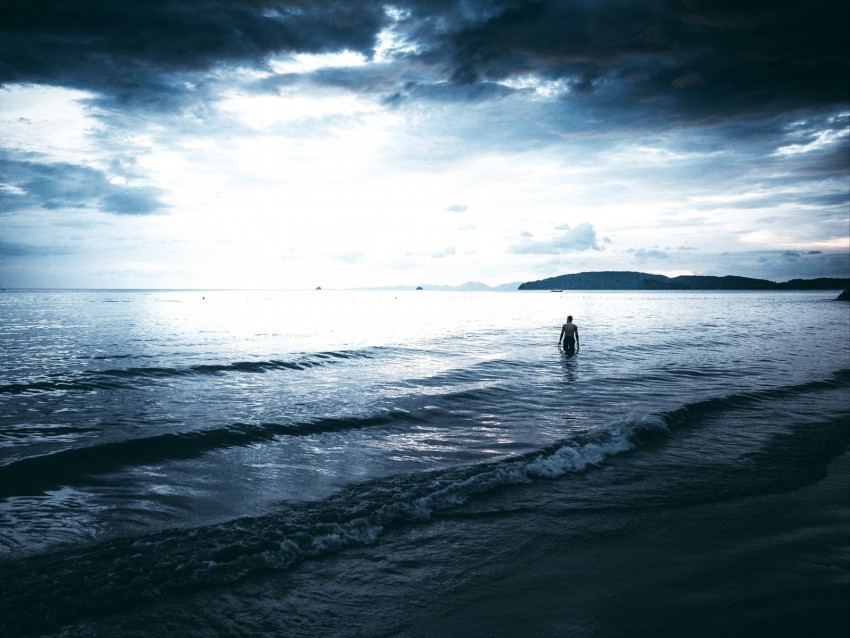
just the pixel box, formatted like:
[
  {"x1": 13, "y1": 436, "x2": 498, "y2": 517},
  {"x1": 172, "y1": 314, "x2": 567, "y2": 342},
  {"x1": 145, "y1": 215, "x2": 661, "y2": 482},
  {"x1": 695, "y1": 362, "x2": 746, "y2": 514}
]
[{"x1": 196, "y1": 415, "x2": 669, "y2": 583}]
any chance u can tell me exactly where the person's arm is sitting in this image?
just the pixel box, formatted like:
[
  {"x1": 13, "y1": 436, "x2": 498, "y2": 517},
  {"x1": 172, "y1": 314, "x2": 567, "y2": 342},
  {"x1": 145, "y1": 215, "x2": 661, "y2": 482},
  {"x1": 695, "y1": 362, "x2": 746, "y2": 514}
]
[
  {"x1": 559, "y1": 326, "x2": 565, "y2": 345},
  {"x1": 575, "y1": 327, "x2": 579, "y2": 349}
]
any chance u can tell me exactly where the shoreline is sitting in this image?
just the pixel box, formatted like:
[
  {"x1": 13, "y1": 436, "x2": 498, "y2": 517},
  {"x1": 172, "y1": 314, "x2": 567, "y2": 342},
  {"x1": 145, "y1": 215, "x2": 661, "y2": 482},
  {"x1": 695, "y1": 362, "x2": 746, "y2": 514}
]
[{"x1": 398, "y1": 451, "x2": 850, "y2": 637}]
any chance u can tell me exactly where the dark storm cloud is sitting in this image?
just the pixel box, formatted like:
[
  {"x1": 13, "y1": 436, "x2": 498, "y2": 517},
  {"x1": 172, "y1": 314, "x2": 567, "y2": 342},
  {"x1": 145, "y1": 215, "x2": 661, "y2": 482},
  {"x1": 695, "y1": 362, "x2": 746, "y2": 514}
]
[
  {"x1": 2, "y1": 1, "x2": 846, "y2": 122},
  {"x1": 0, "y1": 1, "x2": 384, "y2": 75},
  {"x1": 0, "y1": 1, "x2": 385, "y2": 110},
  {"x1": 0, "y1": 152, "x2": 164, "y2": 215},
  {"x1": 400, "y1": 0, "x2": 849, "y2": 120}
]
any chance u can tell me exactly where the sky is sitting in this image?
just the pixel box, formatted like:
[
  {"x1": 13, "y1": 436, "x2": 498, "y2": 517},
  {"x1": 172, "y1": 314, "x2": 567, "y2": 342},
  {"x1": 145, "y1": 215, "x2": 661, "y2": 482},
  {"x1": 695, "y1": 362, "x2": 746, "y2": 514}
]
[{"x1": 1, "y1": 0, "x2": 848, "y2": 289}]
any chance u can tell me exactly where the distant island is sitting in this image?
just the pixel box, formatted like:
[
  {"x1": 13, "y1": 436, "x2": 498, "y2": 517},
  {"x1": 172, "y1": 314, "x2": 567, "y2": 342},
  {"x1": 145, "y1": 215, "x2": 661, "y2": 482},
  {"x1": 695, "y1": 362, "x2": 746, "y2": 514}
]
[{"x1": 518, "y1": 271, "x2": 850, "y2": 291}]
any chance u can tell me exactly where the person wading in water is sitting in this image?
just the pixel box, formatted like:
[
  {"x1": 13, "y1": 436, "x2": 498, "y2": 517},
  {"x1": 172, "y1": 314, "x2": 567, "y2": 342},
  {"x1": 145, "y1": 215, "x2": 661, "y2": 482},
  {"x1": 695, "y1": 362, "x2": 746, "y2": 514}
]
[{"x1": 559, "y1": 315, "x2": 580, "y2": 355}]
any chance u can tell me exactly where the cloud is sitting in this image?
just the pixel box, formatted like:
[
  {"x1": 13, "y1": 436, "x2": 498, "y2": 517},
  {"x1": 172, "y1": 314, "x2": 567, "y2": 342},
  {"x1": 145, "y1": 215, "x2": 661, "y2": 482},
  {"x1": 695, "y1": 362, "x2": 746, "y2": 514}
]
[
  {"x1": 739, "y1": 250, "x2": 850, "y2": 280},
  {"x1": 649, "y1": 248, "x2": 850, "y2": 281},
  {"x1": 429, "y1": 246, "x2": 456, "y2": 258},
  {"x1": 334, "y1": 252, "x2": 365, "y2": 263},
  {"x1": 433, "y1": 1, "x2": 847, "y2": 106},
  {"x1": 0, "y1": 152, "x2": 164, "y2": 215},
  {"x1": 0, "y1": 2, "x2": 846, "y2": 289},
  {"x1": 630, "y1": 248, "x2": 670, "y2": 260},
  {"x1": 0, "y1": 240, "x2": 72, "y2": 258},
  {"x1": 2, "y1": 1, "x2": 845, "y2": 127},
  {"x1": 0, "y1": 2, "x2": 384, "y2": 105},
  {"x1": 510, "y1": 223, "x2": 601, "y2": 254},
  {"x1": 445, "y1": 204, "x2": 467, "y2": 213}
]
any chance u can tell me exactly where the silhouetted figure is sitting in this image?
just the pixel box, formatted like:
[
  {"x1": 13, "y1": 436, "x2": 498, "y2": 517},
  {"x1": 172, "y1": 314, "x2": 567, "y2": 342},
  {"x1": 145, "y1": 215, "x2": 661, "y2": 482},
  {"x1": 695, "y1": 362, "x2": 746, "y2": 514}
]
[{"x1": 559, "y1": 315, "x2": 580, "y2": 355}]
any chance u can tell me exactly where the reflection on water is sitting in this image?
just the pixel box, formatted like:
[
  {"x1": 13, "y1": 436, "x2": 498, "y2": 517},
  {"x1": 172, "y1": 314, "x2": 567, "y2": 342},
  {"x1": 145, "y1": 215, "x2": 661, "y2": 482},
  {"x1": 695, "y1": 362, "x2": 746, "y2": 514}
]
[
  {"x1": 560, "y1": 347, "x2": 579, "y2": 380},
  {"x1": 1, "y1": 290, "x2": 847, "y2": 555}
]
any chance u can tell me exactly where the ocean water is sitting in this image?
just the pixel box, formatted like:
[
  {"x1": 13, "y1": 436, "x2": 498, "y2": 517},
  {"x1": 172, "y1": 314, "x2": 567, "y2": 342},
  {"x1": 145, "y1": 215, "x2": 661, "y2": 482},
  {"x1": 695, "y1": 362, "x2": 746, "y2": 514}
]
[{"x1": 0, "y1": 289, "x2": 847, "y2": 637}]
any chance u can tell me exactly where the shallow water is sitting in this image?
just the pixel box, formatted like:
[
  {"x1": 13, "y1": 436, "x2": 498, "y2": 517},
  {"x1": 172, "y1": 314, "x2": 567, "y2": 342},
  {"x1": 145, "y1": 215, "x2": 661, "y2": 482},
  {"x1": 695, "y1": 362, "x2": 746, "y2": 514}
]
[{"x1": 1, "y1": 289, "x2": 848, "y2": 636}]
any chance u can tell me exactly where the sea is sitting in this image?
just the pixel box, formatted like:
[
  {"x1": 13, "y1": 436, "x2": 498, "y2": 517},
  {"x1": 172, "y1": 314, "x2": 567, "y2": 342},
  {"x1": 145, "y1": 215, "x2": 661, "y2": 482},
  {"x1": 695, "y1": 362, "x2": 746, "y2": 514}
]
[{"x1": 0, "y1": 289, "x2": 847, "y2": 637}]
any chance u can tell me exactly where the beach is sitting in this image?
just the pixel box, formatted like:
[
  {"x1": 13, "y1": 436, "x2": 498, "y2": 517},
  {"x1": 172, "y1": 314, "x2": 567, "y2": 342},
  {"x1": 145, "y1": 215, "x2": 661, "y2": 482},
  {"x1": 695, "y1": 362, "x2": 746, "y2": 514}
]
[{"x1": 1, "y1": 289, "x2": 847, "y2": 636}]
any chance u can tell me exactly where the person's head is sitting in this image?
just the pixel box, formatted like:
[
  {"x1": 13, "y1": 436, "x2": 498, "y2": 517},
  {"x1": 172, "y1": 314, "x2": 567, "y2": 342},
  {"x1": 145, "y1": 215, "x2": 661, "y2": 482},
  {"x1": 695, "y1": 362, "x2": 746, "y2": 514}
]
[{"x1": 567, "y1": 315, "x2": 573, "y2": 322}]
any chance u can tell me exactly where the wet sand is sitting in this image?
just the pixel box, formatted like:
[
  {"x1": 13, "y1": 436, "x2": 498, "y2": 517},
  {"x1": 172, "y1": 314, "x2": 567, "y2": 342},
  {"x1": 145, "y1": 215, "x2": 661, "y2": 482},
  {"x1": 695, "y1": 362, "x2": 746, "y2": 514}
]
[
  {"x1": 399, "y1": 452, "x2": 850, "y2": 638},
  {"x1": 41, "y1": 451, "x2": 848, "y2": 638}
]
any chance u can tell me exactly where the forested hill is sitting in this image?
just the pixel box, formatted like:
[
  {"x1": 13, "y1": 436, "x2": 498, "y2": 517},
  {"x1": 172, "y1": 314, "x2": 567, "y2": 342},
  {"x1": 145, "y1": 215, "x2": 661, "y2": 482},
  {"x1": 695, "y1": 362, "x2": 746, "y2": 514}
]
[{"x1": 518, "y1": 271, "x2": 850, "y2": 291}]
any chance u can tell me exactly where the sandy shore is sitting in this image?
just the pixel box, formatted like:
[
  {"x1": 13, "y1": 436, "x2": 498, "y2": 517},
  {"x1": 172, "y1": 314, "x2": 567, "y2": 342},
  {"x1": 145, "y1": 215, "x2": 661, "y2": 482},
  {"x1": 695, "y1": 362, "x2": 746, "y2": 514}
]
[
  {"x1": 25, "y1": 442, "x2": 846, "y2": 638},
  {"x1": 397, "y1": 452, "x2": 850, "y2": 638}
]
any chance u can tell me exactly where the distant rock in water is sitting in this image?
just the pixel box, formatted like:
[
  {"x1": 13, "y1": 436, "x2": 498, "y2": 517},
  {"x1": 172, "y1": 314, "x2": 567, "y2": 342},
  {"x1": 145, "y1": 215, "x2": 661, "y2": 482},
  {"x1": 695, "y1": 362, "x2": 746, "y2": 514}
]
[
  {"x1": 518, "y1": 271, "x2": 850, "y2": 291},
  {"x1": 837, "y1": 289, "x2": 850, "y2": 301}
]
